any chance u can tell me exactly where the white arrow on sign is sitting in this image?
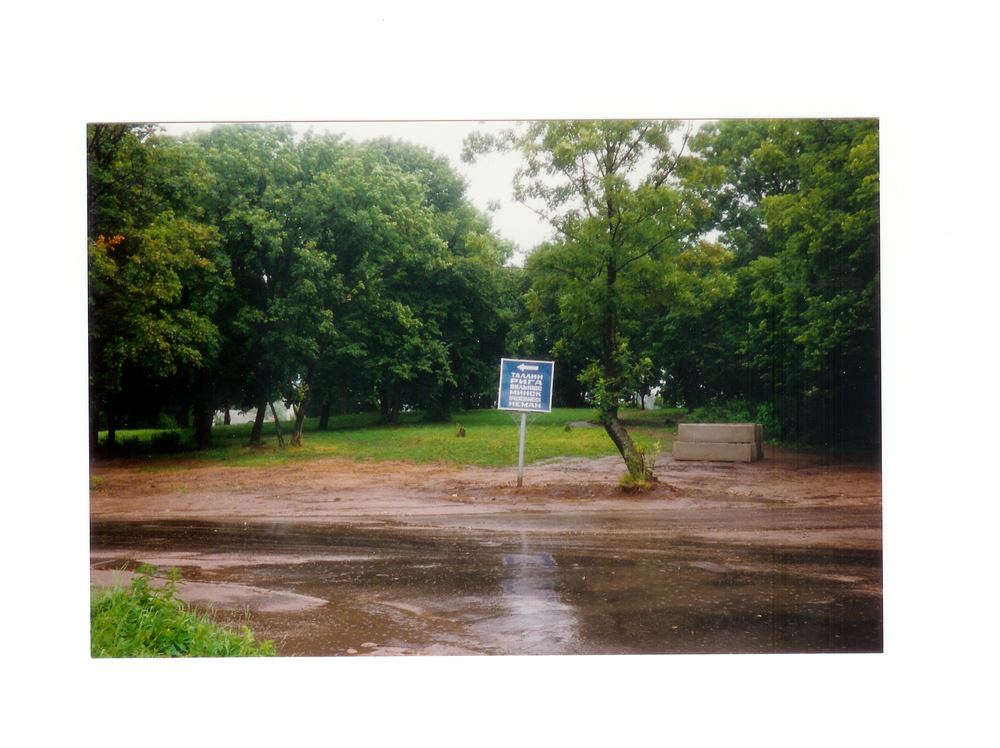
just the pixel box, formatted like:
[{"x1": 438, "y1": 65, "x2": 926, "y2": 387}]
[{"x1": 517, "y1": 364, "x2": 539, "y2": 371}]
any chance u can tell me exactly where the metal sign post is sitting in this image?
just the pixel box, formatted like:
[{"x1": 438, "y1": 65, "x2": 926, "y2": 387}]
[
  {"x1": 517, "y1": 412, "x2": 527, "y2": 487},
  {"x1": 497, "y1": 359, "x2": 555, "y2": 487}
]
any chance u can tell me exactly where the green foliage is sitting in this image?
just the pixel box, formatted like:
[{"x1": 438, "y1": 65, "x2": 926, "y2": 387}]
[
  {"x1": 170, "y1": 125, "x2": 520, "y2": 443},
  {"x1": 97, "y1": 428, "x2": 185, "y2": 456},
  {"x1": 88, "y1": 124, "x2": 229, "y2": 451},
  {"x1": 466, "y1": 120, "x2": 730, "y2": 477},
  {"x1": 579, "y1": 340, "x2": 653, "y2": 415},
  {"x1": 91, "y1": 565, "x2": 276, "y2": 657},
  {"x1": 692, "y1": 119, "x2": 880, "y2": 448},
  {"x1": 754, "y1": 402, "x2": 777, "y2": 438},
  {"x1": 88, "y1": 123, "x2": 524, "y2": 454},
  {"x1": 156, "y1": 412, "x2": 179, "y2": 430},
  {"x1": 88, "y1": 119, "x2": 879, "y2": 468},
  {"x1": 686, "y1": 399, "x2": 778, "y2": 441},
  {"x1": 150, "y1": 430, "x2": 183, "y2": 453},
  {"x1": 691, "y1": 398, "x2": 751, "y2": 424}
]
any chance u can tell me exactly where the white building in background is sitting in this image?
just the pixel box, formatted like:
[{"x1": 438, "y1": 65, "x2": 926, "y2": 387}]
[{"x1": 214, "y1": 401, "x2": 293, "y2": 426}]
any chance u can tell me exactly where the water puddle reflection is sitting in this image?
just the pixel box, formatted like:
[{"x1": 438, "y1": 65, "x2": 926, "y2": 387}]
[
  {"x1": 91, "y1": 518, "x2": 881, "y2": 656},
  {"x1": 479, "y1": 540, "x2": 579, "y2": 653}
]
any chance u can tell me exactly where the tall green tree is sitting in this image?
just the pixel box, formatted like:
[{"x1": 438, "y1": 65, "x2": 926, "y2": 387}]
[
  {"x1": 188, "y1": 124, "x2": 327, "y2": 446},
  {"x1": 318, "y1": 142, "x2": 454, "y2": 424},
  {"x1": 87, "y1": 124, "x2": 225, "y2": 451},
  {"x1": 363, "y1": 137, "x2": 517, "y2": 417},
  {"x1": 465, "y1": 120, "x2": 729, "y2": 480}
]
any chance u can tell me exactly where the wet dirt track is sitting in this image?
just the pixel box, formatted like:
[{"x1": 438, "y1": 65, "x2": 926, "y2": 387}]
[{"x1": 90, "y1": 447, "x2": 882, "y2": 656}]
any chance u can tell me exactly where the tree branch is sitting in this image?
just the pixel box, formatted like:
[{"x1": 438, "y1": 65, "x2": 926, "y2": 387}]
[
  {"x1": 652, "y1": 120, "x2": 694, "y2": 189},
  {"x1": 517, "y1": 197, "x2": 578, "y2": 243},
  {"x1": 615, "y1": 232, "x2": 677, "y2": 274}
]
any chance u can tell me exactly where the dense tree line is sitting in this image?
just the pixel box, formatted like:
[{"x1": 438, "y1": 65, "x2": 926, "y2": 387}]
[
  {"x1": 88, "y1": 119, "x2": 879, "y2": 466},
  {"x1": 680, "y1": 119, "x2": 880, "y2": 449},
  {"x1": 88, "y1": 123, "x2": 517, "y2": 451}
]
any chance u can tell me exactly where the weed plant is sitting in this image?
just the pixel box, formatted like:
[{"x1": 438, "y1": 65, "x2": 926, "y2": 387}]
[
  {"x1": 617, "y1": 435, "x2": 662, "y2": 492},
  {"x1": 91, "y1": 565, "x2": 276, "y2": 658}
]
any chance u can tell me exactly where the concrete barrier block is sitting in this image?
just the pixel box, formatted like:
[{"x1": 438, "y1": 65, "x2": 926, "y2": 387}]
[
  {"x1": 677, "y1": 423, "x2": 760, "y2": 444},
  {"x1": 672, "y1": 423, "x2": 763, "y2": 462},
  {"x1": 674, "y1": 441, "x2": 761, "y2": 462}
]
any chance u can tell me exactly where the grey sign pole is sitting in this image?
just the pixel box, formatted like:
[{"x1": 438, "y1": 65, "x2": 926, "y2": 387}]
[{"x1": 517, "y1": 411, "x2": 527, "y2": 487}]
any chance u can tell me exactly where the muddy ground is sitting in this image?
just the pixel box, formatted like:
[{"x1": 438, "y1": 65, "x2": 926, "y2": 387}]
[{"x1": 90, "y1": 444, "x2": 882, "y2": 655}]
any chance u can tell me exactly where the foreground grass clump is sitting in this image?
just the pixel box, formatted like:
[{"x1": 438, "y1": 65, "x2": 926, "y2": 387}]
[
  {"x1": 91, "y1": 565, "x2": 276, "y2": 658},
  {"x1": 617, "y1": 436, "x2": 662, "y2": 493}
]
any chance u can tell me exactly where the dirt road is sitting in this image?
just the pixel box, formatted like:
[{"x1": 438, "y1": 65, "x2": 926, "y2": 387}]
[{"x1": 90, "y1": 445, "x2": 882, "y2": 655}]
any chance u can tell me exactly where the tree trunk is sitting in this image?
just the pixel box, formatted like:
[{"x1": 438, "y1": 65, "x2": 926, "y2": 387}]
[
  {"x1": 290, "y1": 405, "x2": 305, "y2": 447},
  {"x1": 249, "y1": 386, "x2": 269, "y2": 446},
  {"x1": 318, "y1": 400, "x2": 331, "y2": 431},
  {"x1": 107, "y1": 407, "x2": 117, "y2": 450},
  {"x1": 192, "y1": 380, "x2": 214, "y2": 450},
  {"x1": 176, "y1": 401, "x2": 190, "y2": 429},
  {"x1": 269, "y1": 401, "x2": 285, "y2": 448},
  {"x1": 194, "y1": 406, "x2": 214, "y2": 450},
  {"x1": 291, "y1": 361, "x2": 318, "y2": 447},
  {"x1": 602, "y1": 406, "x2": 646, "y2": 480},
  {"x1": 598, "y1": 253, "x2": 650, "y2": 481},
  {"x1": 391, "y1": 385, "x2": 402, "y2": 424},
  {"x1": 89, "y1": 378, "x2": 101, "y2": 455},
  {"x1": 380, "y1": 384, "x2": 390, "y2": 422}
]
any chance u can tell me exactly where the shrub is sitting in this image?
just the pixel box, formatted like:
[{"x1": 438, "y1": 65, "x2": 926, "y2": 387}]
[
  {"x1": 91, "y1": 565, "x2": 276, "y2": 658},
  {"x1": 156, "y1": 412, "x2": 179, "y2": 430},
  {"x1": 117, "y1": 436, "x2": 143, "y2": 456},
  {"x1": 695, "y1": 398, "x2": 751, "y2": 424},
  {"x1": 97, "y1": 430, "x2": 185, "y2": 457},
  {"x1": 149, "y1": 430, "x2": 183, "y2": 454},
  {"x1": 755, "y1": 402, "x2": 775, "y2": 440}
]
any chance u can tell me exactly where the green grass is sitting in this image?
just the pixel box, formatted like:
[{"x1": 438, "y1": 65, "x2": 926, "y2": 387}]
[
  {"x1": 91, "y1": 565, "x2": 277, "y2": 658},
  {"x1": 95, "y1": 407, "x2": 691, "y2": 470}
]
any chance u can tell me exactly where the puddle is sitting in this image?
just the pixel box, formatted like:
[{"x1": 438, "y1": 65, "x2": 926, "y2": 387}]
[{"x1": 91, "y1": 518, "x2": 882, "y2": 656}]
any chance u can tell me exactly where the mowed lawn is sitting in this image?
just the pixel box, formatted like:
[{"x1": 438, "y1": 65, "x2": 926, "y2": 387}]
[{"x1": 98, "y1": 408, "x2": 685, "y2": 471}]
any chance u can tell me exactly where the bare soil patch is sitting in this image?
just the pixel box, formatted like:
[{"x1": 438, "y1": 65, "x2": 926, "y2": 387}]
[{"x1": 90, "y1": 444, "x2": 881, "y2": 526}]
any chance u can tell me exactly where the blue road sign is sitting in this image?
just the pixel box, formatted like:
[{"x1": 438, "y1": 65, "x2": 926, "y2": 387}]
[{"x1": 497, "y1": 358, "x2": 554, "y2": 413}]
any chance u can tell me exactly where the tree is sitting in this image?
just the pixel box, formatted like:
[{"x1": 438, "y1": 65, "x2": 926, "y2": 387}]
[
  {"x1": 88, "y1": 123, "x2": 539, "y2": 454},
  {"x1": 87, "y1": 124, "x2": 225, "y2": 451},
  {"x1": 691, "y1": 119, "x2": 880, "y2": 448},
  {"x1": 362, "y1": 138, "x2": 517, "y2": 418},
  {"x1": 188, "y1": 123, "x2": 332, "y2": 447},
  {"x1": 301, "y1": 136, "x2": 518, "y2": 425},
  {"x1": 464, "y1": 120, "x2": 729, "y2": 481}
]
